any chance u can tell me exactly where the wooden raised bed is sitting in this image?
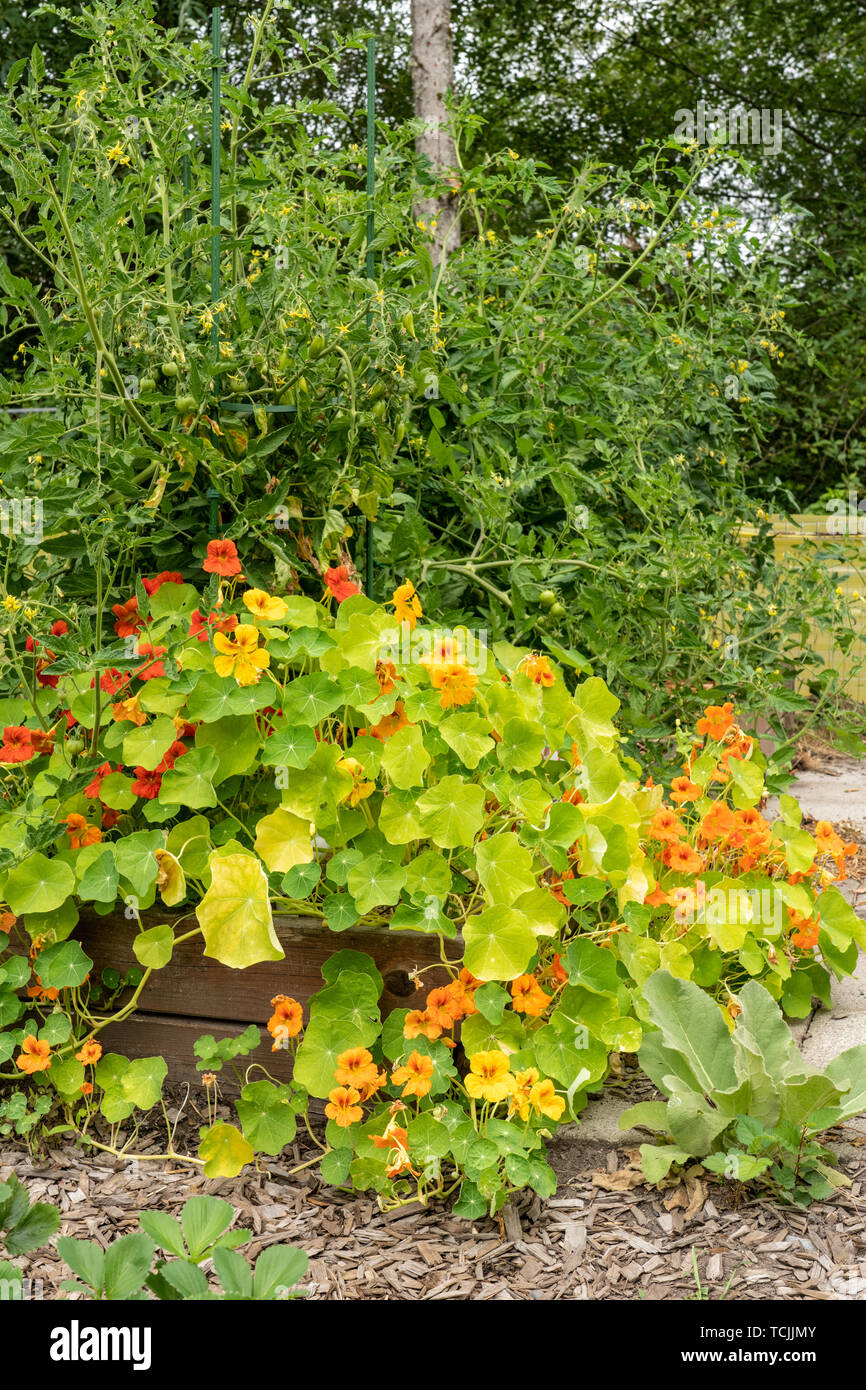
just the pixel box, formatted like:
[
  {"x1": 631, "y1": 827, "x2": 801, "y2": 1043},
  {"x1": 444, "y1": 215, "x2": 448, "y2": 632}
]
[{"x1": 21, "y1": 909, "x2": 460, "y2": 1092}]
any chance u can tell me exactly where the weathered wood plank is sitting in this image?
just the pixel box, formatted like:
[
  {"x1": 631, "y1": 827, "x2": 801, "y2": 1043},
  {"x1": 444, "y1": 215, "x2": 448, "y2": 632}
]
[
  {"x1": 66, "y1": 909, "x2": 458, "y2": 1022},
  {"x1": 95, "y1": 1010, "x2": 299, "y2": 1095}
]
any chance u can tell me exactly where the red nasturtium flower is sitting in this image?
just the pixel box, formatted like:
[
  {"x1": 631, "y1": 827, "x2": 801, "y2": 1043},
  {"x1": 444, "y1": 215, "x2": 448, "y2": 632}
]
[
  {"x1": 189, "y1": 608, "x2": 238, "y2": 642},
  {"x1": 135, "y1": 642, "x2": 167, "y2": 680},
  {"x1": 142, "y1": 571, "x2": 183, "y2": 595},
  {"x1": 323, "y1": 564, "x2": 360, "y2": 602},
  {"x1": 84, "y1": 762, "x2": 114, "y2": 799},
  {"x1": 0, "y1": 726, "x2": 35, "y2": 763},
  {"x1": 16, "y1": 1036, "x2": 52, "y2": 1074},
  {"x1": 203, "y1": 538, "x2": 242, "y2": 577},
  {"x1": 131, "y1": 767, "x2": 162, "y2": 800},
  {"x1": 112, "y1": 596, "x2": 143, "y2": 637},
  {"x1": 50, "y1": 620, "x2": 68, "y2": 637}
]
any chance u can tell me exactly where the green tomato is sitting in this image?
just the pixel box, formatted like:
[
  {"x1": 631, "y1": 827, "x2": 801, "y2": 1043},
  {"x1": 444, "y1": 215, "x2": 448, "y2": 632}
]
[
  {"x1": 538, "y1": 589, "x2": 557, "y2": 609},
  {"x1": 65, "y1": 737, "x2": 84, "y2": 755},
  {"x1": 161, "y1": 360, "x2": 179, "y2": 378},
  {"x1": 308, "y1": 334, "x2": 326, "y2": 358},
  {"x1": 175, "y1": 394, "x2": 196, "y2": 413},
  {"x1": 550, "y1": 601, "x2": 566, "y2": 619},
  {"x1": 139, "y1": 376, "x2": 157, "y2": 392}
]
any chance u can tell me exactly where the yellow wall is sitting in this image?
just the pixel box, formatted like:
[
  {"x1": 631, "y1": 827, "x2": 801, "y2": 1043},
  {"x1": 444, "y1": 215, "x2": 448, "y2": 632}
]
[{"x1": 740, "y1": 514, "x2": 866, "y2": 701}]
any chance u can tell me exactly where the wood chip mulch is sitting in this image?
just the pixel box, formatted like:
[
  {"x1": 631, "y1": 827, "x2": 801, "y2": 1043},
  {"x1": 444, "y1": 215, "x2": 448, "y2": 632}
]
[{"x1": 5, "y1": 1135, "x2": 866, "y2": 1301}]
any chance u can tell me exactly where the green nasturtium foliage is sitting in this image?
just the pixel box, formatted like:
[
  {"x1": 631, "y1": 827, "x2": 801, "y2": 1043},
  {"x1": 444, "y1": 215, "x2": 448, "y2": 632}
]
[{"x1": 0, "y1": 560, "x2": 862, "y2": 1213}]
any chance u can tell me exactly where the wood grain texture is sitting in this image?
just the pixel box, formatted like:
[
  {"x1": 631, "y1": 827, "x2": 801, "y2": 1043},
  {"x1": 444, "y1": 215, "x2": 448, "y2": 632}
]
[
  {"x1": 66, "y1": 908, "x2": 459, "y2": 1022},
  {"x1": 95, "y1": 1011, "x2": 300, "y2": 1094}
]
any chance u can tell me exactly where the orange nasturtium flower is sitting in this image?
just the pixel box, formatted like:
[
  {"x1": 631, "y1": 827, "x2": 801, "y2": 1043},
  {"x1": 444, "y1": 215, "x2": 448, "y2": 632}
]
[
  {"x1": 670, "y1": 774, "x2": 701, "y2": 805},
  {"x1": 428, "y1": 661, "x2": 478, "y2": 709},
  {"x1": 334, "y1": 1047, "x2": 381, "y2": 1090},
  {"x1": 213, "y1": 624, "x2": 270, "y2": 687},
  {"x1": 520, "y1": 653, "x2": 555, "y2": 688},
  {"x1": 267, "y1": 994, "x2": 303, "y2": 1047},
  {"x1": 424, "y1": 987, "x2": 459, "y2": 1030},
  {"x1": 464, "y1": 1051, "x2": 516, "y2": 1104},
  {"x1": 403, "y1": 1007, "x2": 444, "y2": 1042},
  {"x1": 243, "y1": 588, "x2": 288, "y2": 622},
  {"x1": 372, "y1": 1119, "x2": 417, "y2": 1178},
  {"x1": 391, "y1": 579, "x2": 422, "y2": 630},
  {"x1": 65, "y1": 814, "x2": 102, "y2": 849},
  {"x1": 510, "y1": 974, "x2": 552, "y2": 1018},
  {"x1": 325, "y1": 1086, "x2": 364, "y2": 1128},
  {"x1": 391, "y1": 1050, "x2": 434, "y2": 1098},
  {"x1": 16, "y1": 1036, "x2": 52, "y2": 1074},
  {"x1": 696, "y1": 702, "x2": 735, "y2": 741},
  {"x1": 789, "y1": 910, "x2": 820, "y2": 951},
  {"x1": 75, "y1": 1039, "x2": 102, "y2": 1065},
  {"x1": 111, "y1": 595, "x2": 143, "y2": 638},
  {"x1": 203, "y1": 537, "x2": 242, "y2": 576},
  {"x1": 664, "y1": 842, "x2": 706, "y2": 875},
  {"x1": 644, "y1": 885, "x2": 670, "y2": 907},
  {"x1": 369, "y1": 701, "x2": 410, "y2": 741},
  {"x1": 648, "y1": 807, "x2": 685, "y2": 844},
  {"x1": 699, "y1": 802, "x2": 736, "y2": 844},
  {"x1": 323, "y1": 564, "x2": 360, "y2": 602},
  {"x1": 111, "y1": 692, "x2": 147, "y2": 726}
]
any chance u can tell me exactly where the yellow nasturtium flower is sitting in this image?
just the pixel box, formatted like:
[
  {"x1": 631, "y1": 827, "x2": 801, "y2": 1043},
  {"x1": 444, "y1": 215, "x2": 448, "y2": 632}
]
[
  {"x1": 464, "y1": 1051, "x2": 516, "y2": 1104},
  {"x1": 212, "y1": 623, "x2": 270, "y2": 686},
  {"x1": 243, "y1": 588, "x2": 288, "y2": 622},
  {"x1": 391, "y1": 579, "x2": 422, "y2": 630}
]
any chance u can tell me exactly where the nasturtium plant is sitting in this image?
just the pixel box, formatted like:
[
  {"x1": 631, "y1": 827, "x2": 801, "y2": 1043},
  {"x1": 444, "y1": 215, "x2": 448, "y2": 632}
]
[{"x1": 0, "y1": 547, "x2": 862, "y2": 1212}]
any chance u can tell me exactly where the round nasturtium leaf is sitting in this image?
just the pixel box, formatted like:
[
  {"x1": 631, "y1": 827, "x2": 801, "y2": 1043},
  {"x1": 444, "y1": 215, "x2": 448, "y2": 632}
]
[
  {"x1": 5, "y1": 854, "x2": 75, "y2": 916},
  {"x1": 33, "y1": 939, "x2": 93, "y2": 990},
  {"x1": 254, "y1": 808, "x2": 314, "y2": 875},
  {"x1": 196, "y1": 852, "x2": 284, "y2": 969},
  {"x1": 199, "y1": 1123, "x2": 254, "y2": 1179}
]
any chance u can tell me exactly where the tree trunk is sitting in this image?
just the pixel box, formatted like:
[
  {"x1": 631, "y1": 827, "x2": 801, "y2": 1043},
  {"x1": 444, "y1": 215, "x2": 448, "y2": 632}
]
[{"x1": 410, "y1": 0, "x2": 460, "y2": 262}]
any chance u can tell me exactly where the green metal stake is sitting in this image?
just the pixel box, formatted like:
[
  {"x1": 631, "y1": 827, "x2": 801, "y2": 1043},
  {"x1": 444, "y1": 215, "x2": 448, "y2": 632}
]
[
  {"x1": 364, "y1": 36, "x2": 376, "y2": 599},
  {"x1": 182, "y1": 150, "x2": 191, "y2": 285},
  {"x1": 208, "y1": 6, "x2": 221, "y2": 534},
  {"x1": 210, "y1": 6, "x2": 221, "y2": 352}
]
